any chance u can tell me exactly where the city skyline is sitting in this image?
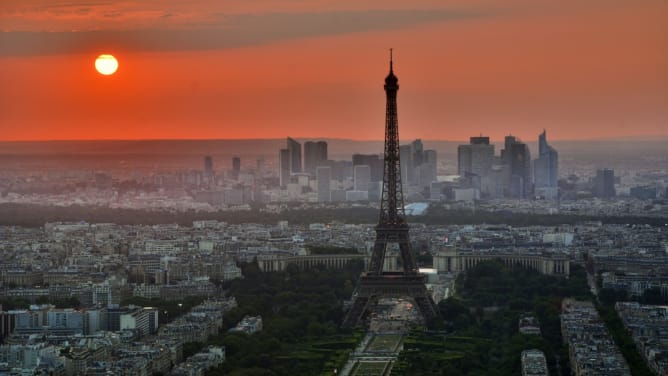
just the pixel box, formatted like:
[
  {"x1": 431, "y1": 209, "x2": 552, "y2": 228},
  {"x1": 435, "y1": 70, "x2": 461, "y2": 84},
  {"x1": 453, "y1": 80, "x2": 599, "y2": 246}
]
[
  {"x1": 0, "y1": 5, "x2": 667, "y2": 369},
  {"x1": 1, "y1": 0, "x2": 666, "y2": 141}
]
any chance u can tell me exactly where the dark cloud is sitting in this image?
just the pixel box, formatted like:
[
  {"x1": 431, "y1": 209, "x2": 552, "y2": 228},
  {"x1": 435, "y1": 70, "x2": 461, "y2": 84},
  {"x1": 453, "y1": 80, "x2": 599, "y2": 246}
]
[{"x1": 0, "y1": 8, "x2": 486, "y2": 56}]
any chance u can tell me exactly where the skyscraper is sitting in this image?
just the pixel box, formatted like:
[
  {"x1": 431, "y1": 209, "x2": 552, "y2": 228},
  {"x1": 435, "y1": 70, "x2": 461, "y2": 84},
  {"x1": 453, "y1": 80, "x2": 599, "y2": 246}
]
[
  {"x1": 353, "y1": 165, "x2": 371, "y2": 191},
  {"x1": 278, "y1": 149, "x2": 290, "y2": 187},
  {"x1": 287, "y1": 137, "x2": 302, "y2": 174},
  {"x1": 457, "y1": 136, "x2": 494, "y2": 177},
  {"x1": 534, "y1": 131, "x2": 558, "y2": 187},
  {"x1": 457, "y1": 136, "x2": 494, "y2": 195},
  {"x1": 501, "y1": 135, "x2": 532, "y2": 198},
  {"x1": 533, "y1": 130, "x2": 559, "y2": 199},
  {"x1": 204, "y1": 156, "x2": 213, "y2": 177},
  {"x1": 399, "y1": 144, "x2": 413, "y2": 189},
  {"x1": 411, "y1": 139, "x2": 424, "y2": 167},
  {"x1": 231, "y1": 156, "x2": 241, "y2": 180},
  {"x1": 254, "y1": 159, "x2": 265, "y2": 203},
  {"x1": 594, "y1": 168, "x2": 616, "y2": 198},
  {"x1": 352, "y1": 154, "x2": 383, "y2": 182},
  {"x1": 304, "y1": 141, "x2": 328, "y2": 175},
  {"x1": 420, "y1": 149, "x2": 438, "y2": 188}
]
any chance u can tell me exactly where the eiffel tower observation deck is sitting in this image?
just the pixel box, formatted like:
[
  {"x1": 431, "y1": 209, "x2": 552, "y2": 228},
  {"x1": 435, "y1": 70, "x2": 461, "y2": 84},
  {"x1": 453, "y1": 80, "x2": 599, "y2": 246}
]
[{"x1": 342, "y1": 51, "x2": 440, "y2": 329}]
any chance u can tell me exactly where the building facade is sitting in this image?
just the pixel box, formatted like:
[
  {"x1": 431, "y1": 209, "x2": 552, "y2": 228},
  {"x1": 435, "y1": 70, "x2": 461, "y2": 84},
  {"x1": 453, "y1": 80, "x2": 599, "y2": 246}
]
[
  {"x1": 533, "y1": 130, "x2": 559, "y2": 199},
  {"x1": 304, "y1": 141, "x2": 328, "y2": 175},
  {"x1": 287, "y1": 137, "x2": 302, "y2": 175},
  {"x1": 594, "y1": 168, "x2": 616, "y2": 198},
  {"x1": 433, "y1": 249, "x2": 570, "y2": 276}
]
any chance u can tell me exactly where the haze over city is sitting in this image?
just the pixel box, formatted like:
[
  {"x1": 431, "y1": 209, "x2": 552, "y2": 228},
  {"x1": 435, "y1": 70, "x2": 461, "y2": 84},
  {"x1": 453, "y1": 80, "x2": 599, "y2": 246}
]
[{"x1": 1, "y1": 0, "x2": 666, "y2": 141}]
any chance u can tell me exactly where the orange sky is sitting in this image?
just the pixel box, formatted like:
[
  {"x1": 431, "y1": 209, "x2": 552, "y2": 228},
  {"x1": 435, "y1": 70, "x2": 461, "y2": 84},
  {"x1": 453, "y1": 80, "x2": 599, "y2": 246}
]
[{"x1": 0, "y1": 0, "x2": 666, "y2": 141}]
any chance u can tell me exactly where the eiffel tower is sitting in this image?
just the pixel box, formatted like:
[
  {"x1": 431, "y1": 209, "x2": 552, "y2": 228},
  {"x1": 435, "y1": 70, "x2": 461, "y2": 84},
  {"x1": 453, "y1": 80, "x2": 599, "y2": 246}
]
[{"x1": 342, "y1": 51, "x2": 440, "y2": 328}]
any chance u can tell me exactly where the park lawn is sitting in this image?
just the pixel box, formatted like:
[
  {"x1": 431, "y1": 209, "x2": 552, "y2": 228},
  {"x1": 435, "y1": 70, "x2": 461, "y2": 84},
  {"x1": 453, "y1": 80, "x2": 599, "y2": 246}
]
[
  {"x1": 366, "y1": 334, "x2": 403, "y2": 352},
  {"x1": 352, "y1": 361, "x2": 392, "y2": 376}
]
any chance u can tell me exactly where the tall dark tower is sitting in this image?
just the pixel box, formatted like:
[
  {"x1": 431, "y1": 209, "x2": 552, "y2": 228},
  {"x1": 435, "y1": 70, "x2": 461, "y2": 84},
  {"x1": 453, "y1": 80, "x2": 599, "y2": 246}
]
[
  {"x1": 232, "y1": 156, "x2": 241, "y2": 180},
  {"x1": 342, "y1": 51, "x2": 439, "y2": 328},
  {"x1": 370, "y1": 50, "x2": 414, "y2": 275}
]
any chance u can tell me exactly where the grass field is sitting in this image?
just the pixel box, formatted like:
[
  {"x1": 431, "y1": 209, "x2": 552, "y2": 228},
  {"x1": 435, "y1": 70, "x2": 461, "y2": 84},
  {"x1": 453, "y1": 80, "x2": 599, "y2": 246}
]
[
  {"x1": 351, "y1": 361, "x2": 391, "y2": 376},
  {"x1": 365, "y1": 334, "x2": 403, "y2": 353}
]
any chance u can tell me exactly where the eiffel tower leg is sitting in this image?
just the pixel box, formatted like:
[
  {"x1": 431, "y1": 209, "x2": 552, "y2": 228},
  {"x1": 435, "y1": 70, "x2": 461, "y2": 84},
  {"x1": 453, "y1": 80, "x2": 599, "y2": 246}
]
[
  {"x1": 342, "y1": 296, "x2": 371, "y2": 329},
  {"x1": 368, "y1": 235, "x2": 388, "y2": 274},
  {"x1": 397, "y1": 231, "x2": 418, "y2": 273},
  {"x1": 413, "y1": 295, "x2": 439, "y2": 323}
]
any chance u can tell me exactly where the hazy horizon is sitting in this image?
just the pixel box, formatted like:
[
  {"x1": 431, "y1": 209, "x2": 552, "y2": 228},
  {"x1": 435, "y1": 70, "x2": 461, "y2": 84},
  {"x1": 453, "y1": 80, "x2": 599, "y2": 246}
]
[
  {"x1": 2, "y1": 133, "x2": 668, "y2": 143},
  {"x1": 0, "y1": 138, "x2": 664, "y2": 174}
]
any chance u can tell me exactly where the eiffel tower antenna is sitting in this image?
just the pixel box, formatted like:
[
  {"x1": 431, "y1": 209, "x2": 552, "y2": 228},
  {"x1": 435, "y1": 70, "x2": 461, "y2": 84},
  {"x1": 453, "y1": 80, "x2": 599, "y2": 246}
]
[{"x1": 390, "y1": 48, "x2": 393, "y2": 71}]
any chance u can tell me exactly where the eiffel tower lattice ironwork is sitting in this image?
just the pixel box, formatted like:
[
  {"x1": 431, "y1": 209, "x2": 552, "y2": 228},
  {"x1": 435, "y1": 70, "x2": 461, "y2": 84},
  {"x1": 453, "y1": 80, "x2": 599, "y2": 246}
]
[{"x1": 342, "y1": 51, "x2": 440, "y2": 328}]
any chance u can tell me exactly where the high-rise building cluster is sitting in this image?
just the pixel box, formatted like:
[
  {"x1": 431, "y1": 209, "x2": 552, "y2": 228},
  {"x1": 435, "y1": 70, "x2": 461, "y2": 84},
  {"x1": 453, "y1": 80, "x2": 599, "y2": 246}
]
[
  {"x1": 400, "y1": 139, "x2": 438, "y2": 195},
  {"x1": 269, "y1": 132, "x2": 627, "y2": 204},
  {"x1": 276, "y1": 137, "x2": 437, "y2": 203},
  {"x1": 457, "y1": 131, "x2": 558, "y2": 200},
  {"x1": 5, "y1": 132, "x2": 643, "y2": 210}
]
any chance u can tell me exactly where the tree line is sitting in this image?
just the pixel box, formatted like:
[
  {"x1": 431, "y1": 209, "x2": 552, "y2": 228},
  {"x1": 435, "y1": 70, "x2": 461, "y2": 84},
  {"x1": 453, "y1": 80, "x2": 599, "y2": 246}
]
[{"x1": 1, "y1": 203, "x2": 664, "y2": 228}]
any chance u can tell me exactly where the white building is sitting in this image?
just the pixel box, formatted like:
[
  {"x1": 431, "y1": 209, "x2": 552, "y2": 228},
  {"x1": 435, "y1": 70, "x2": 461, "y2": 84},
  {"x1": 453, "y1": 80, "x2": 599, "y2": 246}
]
[{"x1": 120, "y1": 308, "x2": 159, "y2": 337}]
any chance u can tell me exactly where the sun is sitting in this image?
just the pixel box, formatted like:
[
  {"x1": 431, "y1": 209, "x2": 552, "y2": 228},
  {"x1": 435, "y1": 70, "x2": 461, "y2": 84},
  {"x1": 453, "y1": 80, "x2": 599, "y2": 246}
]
[{"x1": 95, "y1": 54, "x2": 118, "y2": 75}]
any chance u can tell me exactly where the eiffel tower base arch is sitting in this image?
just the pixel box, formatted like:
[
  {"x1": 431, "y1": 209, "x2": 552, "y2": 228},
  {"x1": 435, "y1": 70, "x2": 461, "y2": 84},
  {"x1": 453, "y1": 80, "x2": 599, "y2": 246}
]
[{"x1": 342, "y1": 273, "x2": 439, "y2": 328}]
